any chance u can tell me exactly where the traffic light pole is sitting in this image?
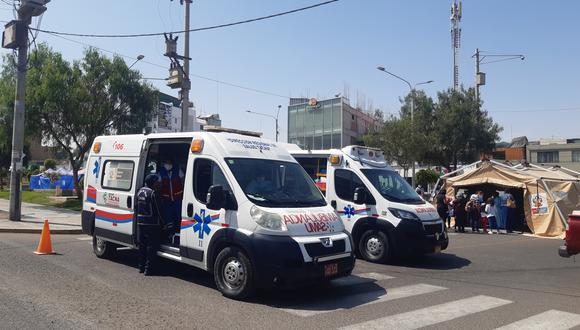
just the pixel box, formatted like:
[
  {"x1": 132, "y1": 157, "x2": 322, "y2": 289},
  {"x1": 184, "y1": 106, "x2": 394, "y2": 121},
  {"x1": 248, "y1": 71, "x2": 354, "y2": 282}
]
[{"x1": 8, "y1": 16, "x2": 28, "y2": 221}]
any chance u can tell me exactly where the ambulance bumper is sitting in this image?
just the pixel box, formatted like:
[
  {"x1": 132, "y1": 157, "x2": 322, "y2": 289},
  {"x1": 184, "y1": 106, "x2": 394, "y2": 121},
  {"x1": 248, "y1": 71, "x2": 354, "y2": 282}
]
[
  {"x1": 250, "y1": 233, "x2": 356, "y2": 288},
  {"x1": 393, "y1": 220, "x2": 449, "y2": 255}
]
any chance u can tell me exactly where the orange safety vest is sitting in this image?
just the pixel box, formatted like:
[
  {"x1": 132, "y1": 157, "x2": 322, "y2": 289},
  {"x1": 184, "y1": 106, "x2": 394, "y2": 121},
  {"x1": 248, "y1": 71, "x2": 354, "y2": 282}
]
[{"x1": 159, "y1": 168, "x2": 183, "y2": 201}]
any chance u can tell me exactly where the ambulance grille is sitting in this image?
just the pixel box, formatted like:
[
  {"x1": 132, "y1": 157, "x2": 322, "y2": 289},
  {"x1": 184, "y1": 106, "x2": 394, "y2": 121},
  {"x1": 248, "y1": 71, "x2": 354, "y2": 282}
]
[
  {"x1": 423, "y1": 223, "x2": 443, "y2": 235},
  {"x1": 305, "y1": 239, "x2": 346, "y2": 258}
]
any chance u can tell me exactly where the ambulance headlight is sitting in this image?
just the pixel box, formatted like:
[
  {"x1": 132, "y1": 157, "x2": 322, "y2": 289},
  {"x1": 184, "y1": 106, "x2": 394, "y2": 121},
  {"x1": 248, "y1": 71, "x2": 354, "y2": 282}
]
[
  {"x1": 250, "y1": 205, "x2": 287, "y2": 231},
  {"x1": 388, "y1": 208, "x2": 421, "y2": 222}
]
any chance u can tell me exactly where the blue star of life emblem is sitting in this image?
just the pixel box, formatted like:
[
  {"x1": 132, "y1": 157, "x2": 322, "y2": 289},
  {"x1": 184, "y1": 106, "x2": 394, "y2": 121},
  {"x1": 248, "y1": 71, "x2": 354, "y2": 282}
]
[
  {"x1": 343, "y1": 205, "x2": 356, "y2": 218},
  {"x1": 193, "y1": 209, "x2": 216, "y2": 239},
  {"x1": 92, "y1": 158, "x2": 100, "y2": 178}
]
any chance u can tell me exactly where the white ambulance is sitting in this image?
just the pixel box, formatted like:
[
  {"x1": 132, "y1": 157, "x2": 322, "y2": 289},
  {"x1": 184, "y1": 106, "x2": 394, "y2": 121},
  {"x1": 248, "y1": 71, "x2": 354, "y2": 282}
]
[
  {"x1": 81, "y1": 128, "x2": 355, "y2": 299},
  {"x1": 289, "y1": 145, "x2": 448, "y2": 264}
]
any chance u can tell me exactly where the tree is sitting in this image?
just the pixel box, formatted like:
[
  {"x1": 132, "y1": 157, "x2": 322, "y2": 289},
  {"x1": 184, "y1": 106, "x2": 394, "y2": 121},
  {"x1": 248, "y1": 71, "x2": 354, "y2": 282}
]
[
  {"x1": 44, "y1": 159, "x2": 56, "y2": 170},
  {"x1": 4, "y1": 43, "x2": 158, "y2": 199},
  {"x1": 364, "y1": 87, "x2": 502, "y2": 173},
  {"x1": 433, "y1": 87, "x2": 502, "y2": 169},
  {"x1": 364, "y1": 115, "x2": 414, "y2": 175},
  {"x1": 416, "y1": 169, "x2": 439, "y2": 189}
]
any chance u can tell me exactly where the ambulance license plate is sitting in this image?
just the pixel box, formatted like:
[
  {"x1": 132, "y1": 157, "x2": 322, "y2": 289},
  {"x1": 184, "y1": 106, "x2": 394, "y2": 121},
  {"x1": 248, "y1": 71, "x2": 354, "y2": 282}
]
[
  {"x1": 434, "y1": 245, "x2": 441, "y2": 253},
  {"x1": 324, "y1": 263, "x2": 338, "y2": 277}
]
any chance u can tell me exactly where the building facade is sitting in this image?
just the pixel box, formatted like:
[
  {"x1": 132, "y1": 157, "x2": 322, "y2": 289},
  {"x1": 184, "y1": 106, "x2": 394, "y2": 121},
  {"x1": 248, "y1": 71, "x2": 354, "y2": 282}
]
[
  {"x1": 527, "y1": 138, "x2": 580, "y2": 172},
  {"x1": 287, "y1": 97, "x2": 380, "y2": 150}
]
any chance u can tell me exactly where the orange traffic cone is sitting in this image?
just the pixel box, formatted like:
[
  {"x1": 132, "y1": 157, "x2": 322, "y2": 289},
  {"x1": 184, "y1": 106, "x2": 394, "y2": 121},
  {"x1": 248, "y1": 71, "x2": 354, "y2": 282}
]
[{"x1": 34, "y1": 219, "x2": 54, "y2": 255}]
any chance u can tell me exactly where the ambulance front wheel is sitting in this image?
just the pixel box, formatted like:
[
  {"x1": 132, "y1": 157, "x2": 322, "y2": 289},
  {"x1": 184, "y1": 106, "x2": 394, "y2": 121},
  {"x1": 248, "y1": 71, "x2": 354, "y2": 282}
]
[
  {"x1": 214, "y1": 247, "x2": 255, "y2": 300},
  {"x1": 359, "y1": 229, "x2": 391, "y2": 263},
  {"x1": 92, "y1": 235, "x2": 117, "y2": 259}
]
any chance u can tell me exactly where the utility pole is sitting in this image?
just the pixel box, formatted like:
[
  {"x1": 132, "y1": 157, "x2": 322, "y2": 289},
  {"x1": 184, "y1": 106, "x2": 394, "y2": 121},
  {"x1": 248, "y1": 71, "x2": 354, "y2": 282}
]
[
  {"x1": 2, "y1": 0, "x2": 49, "y2": 221},
  {"x1": 166, "y1": 0, "x2": 193, "y2": 132},
  {"x1": 474, "y1": 48, "x2": 481, "y2": 103},
  {"x1": 8, "y1": 23, "x2": 27, "y2": 221},
  {"x1": 472, "y1": 49, "x2": 524, "y2": 104},
  {"x1": 181, "y1": 0, "x2": 191, "y2": 132}
]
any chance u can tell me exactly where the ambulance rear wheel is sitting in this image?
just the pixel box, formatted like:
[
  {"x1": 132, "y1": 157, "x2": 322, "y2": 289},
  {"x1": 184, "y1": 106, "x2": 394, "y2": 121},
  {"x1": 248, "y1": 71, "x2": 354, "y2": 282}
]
[
  {"x1": 93, "y1": 235, "x2": 117, "y2": 259},
  {"x1": 359, "y1": 229, "x2": 391, "y2": 263},
  {"x1": 214, "y1": 247, "x2": 255, "y2": 300}
]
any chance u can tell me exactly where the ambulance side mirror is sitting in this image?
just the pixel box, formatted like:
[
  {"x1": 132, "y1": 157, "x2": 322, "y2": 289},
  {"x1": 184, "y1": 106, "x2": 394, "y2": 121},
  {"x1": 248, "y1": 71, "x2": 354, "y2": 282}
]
[
  {"x1": 353, "y1": 187, "x2": 368, "y2": 205},
  {"x1": 206, "y1": 185, "x2": 226, "y2": 210}
]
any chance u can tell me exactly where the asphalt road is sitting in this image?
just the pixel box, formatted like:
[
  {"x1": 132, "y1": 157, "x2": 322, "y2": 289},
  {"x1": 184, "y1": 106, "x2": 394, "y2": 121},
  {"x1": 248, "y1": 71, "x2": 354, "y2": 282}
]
[{"x1": 1, "y1": 232, "x2": 579, "y2": 330}]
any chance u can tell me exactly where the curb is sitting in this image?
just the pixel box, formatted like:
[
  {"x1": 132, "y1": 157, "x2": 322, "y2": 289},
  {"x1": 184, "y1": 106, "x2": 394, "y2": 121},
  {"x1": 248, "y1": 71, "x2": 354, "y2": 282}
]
[{"x1": 0, "y1": 228, "x2": 83, "y2": 234}]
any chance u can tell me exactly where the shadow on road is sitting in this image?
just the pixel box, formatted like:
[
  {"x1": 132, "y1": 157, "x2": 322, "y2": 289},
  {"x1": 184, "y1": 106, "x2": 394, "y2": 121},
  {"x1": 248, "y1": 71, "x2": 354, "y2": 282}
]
[
  {"x1": 112, "y1": 248, "x2": 216, "y2": 288},
  {"x1": 112, "y1": 248, "x2": 389, "y2": 310},
  {"x1": 392, "y1": 252, "x2": 471, "y2": 270}
]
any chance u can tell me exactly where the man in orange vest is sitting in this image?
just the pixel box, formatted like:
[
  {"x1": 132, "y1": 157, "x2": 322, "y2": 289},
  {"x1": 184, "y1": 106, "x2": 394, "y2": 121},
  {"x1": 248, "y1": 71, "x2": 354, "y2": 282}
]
[{"x1": 158, "y1": 159, "x2": 184, "y2": 232}]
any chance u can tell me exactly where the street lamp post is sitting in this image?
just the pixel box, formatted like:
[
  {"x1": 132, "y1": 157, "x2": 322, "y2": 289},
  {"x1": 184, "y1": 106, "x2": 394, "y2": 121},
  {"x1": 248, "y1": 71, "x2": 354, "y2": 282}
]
[
  {"x1": 246, "y1": 105, "x2": 282, "y2": 142},
  {"x1": 376, "y1": 66, "x2": 433, "y2": 188},
  {"x1": 128, "y1": 55, "x2": 145, "y2": 69}
]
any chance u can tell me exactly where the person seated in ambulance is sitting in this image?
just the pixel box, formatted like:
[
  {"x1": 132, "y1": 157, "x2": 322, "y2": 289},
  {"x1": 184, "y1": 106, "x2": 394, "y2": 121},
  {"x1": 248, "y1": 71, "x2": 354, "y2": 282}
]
[
  {"x1": 245, "y1": 175, "x2": 274, "y2": 197},
  {"x1": 157, "y1": 159, "x2": 184, "y2": 232}
]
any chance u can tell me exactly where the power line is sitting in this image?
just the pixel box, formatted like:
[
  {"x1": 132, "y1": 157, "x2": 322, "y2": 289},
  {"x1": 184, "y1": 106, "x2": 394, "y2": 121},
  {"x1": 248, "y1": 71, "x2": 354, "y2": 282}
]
[
  {"x1": 488, "y1": 106, "x2": 580, "y2": 113},
  {"x1": 30, "y1": 0, "x2": 339, "y2": 38},
  {"x1": 40, "y1": 31, "x2": 291, "y2": 99}
]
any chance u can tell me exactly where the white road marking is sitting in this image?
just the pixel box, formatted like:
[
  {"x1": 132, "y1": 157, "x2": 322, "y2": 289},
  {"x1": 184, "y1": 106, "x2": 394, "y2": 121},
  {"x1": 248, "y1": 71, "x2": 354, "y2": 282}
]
[
  {"x1": 331, "y1": 272, "x2": 395, "y2": 287},
  {"x1": 281, "y1": 283, "x2": 446, "y2": 317},
  {"x1": 340, "y1": 295, "x2": 512, "y2": 330},
  {"x1": 76, "y1": 237, "x2": 93, "y2": 241},
  {"x1": 496, "y1": 310, "x2": 580, "y2": 330}
]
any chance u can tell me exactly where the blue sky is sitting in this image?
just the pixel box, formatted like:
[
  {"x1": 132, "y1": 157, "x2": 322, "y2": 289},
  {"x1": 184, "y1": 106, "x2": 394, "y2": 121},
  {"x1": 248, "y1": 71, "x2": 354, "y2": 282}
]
[{"x1": 2, "y1": 0, "x2": 579, "y2": 142}]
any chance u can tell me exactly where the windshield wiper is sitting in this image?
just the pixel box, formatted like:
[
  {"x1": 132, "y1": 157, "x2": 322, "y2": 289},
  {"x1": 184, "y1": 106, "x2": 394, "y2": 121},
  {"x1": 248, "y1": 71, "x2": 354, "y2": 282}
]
[{"x1": 246, "y1": 193, "x2": 269, "y2": 201}]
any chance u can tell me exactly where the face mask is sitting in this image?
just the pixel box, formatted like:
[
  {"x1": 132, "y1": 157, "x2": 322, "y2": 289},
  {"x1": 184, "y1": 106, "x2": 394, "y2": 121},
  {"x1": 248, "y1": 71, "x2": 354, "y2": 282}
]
[{"x1": 164, "y1": 164, "x2": 173, "y2": 171}]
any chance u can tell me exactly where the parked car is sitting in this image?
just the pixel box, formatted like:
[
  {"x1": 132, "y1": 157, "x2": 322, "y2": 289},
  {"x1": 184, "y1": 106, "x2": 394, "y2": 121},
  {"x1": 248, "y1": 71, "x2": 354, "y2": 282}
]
[{"x1": 558, "y1": 211, "x2": 580, "y2": 257}]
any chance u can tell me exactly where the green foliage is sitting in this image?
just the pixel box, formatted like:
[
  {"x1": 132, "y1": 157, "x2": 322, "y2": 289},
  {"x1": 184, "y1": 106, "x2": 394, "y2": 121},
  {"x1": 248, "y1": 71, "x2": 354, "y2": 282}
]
[
  {"x1": 364, "y1": 86, "x2": 502, "y2": 171},
  {"x1": 0, "y1": 43, "x2": 158, "y2": 198},
  {"x1": 433, "y1": 87, "x2": 502, "y2": 168},
  {"x1": 44, "y1": 158, "x2": 57, "y2": 170},
  {"x1": 416, "y1": 169, "x2": 440, "y2": 188},
  {"x1": 0, "y1": 190, "x2": 82, "y2": 211}
]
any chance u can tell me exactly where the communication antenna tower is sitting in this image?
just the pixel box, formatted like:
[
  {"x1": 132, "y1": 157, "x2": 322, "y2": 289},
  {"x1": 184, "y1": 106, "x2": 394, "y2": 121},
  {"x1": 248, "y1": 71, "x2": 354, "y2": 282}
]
[{"x1": 450, "y1": 0, "x2": 462, "y2": 90}]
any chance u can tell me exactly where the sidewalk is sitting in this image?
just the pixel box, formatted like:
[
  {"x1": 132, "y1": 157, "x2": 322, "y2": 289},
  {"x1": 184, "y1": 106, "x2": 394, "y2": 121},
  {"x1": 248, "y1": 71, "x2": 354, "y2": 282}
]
[{"x1": 0, "y1": 199, "x2": 83, "y2": 234}]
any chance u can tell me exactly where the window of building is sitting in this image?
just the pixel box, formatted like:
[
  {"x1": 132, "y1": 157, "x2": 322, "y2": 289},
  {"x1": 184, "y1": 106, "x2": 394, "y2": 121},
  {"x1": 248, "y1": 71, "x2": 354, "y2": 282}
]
[
  {"x1": 572, "y1": 150, "x2": 580, "y2": 162},
  {"x1": 537, "y1": 151, "x2": 559, "y2": 163},
  {"x1": 193, "y1": 158, "x2": 232, "y2": 204},
  {"x1": 102, "y1": 160, "x2": 134, "y2": 191}
]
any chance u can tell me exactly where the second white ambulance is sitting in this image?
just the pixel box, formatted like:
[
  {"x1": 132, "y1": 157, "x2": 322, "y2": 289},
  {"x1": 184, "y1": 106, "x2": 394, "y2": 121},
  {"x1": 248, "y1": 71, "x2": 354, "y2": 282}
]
[
  {"x1": 81, "y1": 128, "x2": 355, "y2": 299},
  {"x1": 290, "y1": 145, "x2": 448, "y2": 263}
]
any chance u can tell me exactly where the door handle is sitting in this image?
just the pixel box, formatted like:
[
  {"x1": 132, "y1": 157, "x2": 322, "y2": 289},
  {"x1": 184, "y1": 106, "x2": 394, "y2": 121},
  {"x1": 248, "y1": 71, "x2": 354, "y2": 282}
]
[
  {"x1": 127, "y1": 196, "x2": 132, "y2": 209},
  {"x1": 187, "y1": 203, "x2": 194, "y2": 217},
  {"x1": 330, "y1": 200, "x2": 337, "y2": 210}
]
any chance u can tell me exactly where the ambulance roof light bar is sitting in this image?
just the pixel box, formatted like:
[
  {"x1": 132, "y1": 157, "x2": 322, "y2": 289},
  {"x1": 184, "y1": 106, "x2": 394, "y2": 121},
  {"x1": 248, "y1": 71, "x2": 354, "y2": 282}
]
[{"x1": 203, "y1": 125, "x2": 263, "y2": 138}]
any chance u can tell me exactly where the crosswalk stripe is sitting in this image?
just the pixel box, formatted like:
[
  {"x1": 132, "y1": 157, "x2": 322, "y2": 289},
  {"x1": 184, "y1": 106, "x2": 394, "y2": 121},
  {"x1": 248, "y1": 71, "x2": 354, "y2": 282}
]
[
  {"x1": 281, "y1": 283, "x2": 446, "y2": 317},
  {"x1": 340, "y1": 295, "x2": 512, "y2": 330},
  {"x1": 495, "y1": 310, "x2": 580, "y2": 330},
  {"x1": 76, "y1": 237, "x2": 93, "y2": 241},
  {"x1": 331, "y1": 272, "x2": 395, "y2": 287}
]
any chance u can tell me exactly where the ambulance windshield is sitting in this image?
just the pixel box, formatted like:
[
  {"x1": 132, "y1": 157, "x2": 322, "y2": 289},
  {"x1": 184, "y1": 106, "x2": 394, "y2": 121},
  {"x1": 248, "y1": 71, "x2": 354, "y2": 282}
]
[
  {"x1": 361, "y1": 169, "x2": 423, "y2": 204},
  {"x1": 226, "y1": 158, "x2": 327, "y2": 208}
]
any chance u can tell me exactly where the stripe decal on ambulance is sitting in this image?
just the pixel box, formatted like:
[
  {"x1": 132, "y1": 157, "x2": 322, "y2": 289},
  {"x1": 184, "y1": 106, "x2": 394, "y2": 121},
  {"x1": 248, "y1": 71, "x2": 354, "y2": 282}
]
[
  {"x1": 95, "y1": 210, "x2": 133, "y2": 226},
  {"x1": 337, "y1": 207, "x2": 370, "y2": 217},
  {"x1": 180, "y1": 214, "x2": 220, "y2": 229},
  {"x1": 86, "y1": 185, "x2": 97, "y2": 203}
]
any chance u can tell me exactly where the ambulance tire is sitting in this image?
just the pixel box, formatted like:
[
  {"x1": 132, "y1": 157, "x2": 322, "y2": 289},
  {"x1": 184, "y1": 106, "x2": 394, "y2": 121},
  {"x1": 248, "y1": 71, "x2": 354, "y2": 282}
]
[
  {"x1": 359, "y1": 229, "x2": 391, "y2": 263},
  {"x1": 214, "y1": 247, "x2": 255, "y2": 300},
  {"x1": 92, "y1": 235, "x2": 117, "y2": 259}
]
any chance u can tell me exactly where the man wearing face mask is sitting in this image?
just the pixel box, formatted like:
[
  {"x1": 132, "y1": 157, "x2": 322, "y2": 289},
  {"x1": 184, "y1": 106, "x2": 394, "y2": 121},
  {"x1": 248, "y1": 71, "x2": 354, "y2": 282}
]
[{"x1": 158, "y1": 159, "x2": 184, "y2": 232}]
